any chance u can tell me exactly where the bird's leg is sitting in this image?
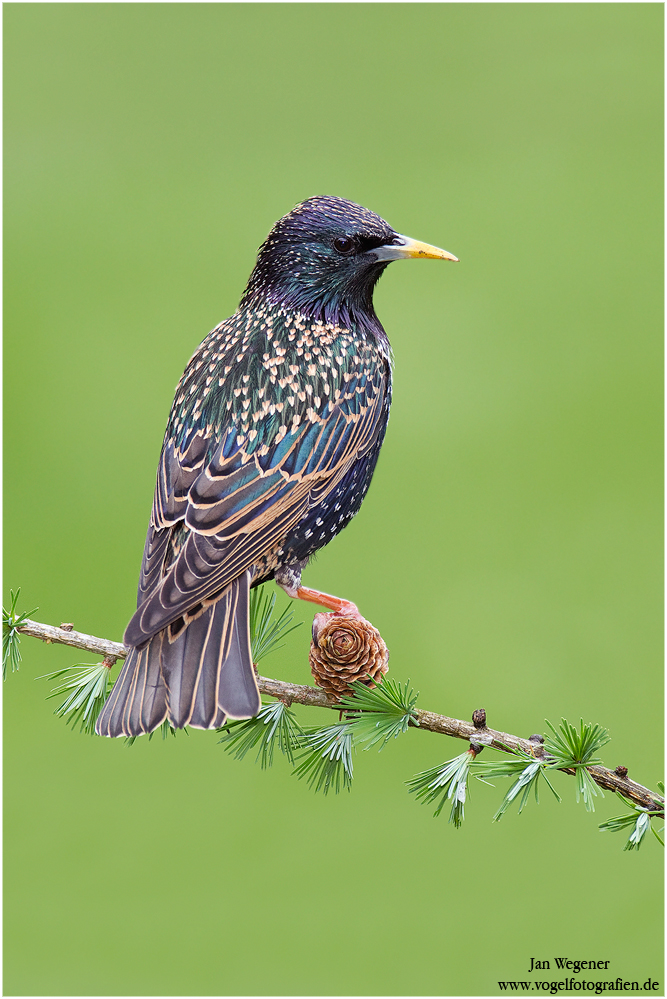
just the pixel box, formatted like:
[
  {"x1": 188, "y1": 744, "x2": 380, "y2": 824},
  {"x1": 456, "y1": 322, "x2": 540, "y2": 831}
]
[
  {"x1": 275, "y1": 564, "x2": 361, "y2": 618},
  {"x1": 294, "y1": 585, "x2": 361, "y2": 618}
]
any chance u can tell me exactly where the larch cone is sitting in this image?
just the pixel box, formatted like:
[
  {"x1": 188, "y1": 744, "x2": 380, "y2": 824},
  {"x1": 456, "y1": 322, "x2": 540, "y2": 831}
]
[{"x1": 309, "y1": 612, "x2": 389, "y2": 698}]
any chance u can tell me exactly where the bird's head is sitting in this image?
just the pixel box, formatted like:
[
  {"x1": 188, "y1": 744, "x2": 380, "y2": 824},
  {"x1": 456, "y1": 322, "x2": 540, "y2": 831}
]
[{"x1": 240, "y1": 196, "x2": 457, "y2": 331}]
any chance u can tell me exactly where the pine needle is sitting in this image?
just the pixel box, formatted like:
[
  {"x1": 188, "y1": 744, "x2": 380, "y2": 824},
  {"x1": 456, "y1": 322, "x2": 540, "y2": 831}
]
[
  {"x1": 407, "y1": 749, "x2": 476, "y2": 827},
  {"x1": 3, "y1": 588, "x2": 38, "y2": 679},
  {"x1": 249, "y1": 584, "x2": 302, "y2": 662},
  {"x1": 219, "y1": 700, "x2": 304, "y2": 767},
  {"x1": 38, "y1": 662, "x2": 113, "y2": 736},
  {"x1": 544, "y1": 718, "x2": 611, "y2": 812},
  {"x1": 474, "y1": 747, "x2": 561, "y2": 821},
  {"x1": 338, "y1": 677, "x2": 419, "y2": 751},
  {"x1": 292, "y1": 723, "x2": 354, "y2": 794}
]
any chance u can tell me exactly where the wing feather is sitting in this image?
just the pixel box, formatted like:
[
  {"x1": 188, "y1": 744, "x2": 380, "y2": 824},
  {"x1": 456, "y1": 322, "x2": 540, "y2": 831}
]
[{"x1": 125, "y1": 317, "x2": 389, "y2": 648}]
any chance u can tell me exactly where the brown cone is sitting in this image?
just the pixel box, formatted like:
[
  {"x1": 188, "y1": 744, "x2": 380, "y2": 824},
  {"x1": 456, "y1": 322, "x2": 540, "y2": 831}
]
[{"x1": 309, "y1": 613, "x2": 389, "y2": 698}]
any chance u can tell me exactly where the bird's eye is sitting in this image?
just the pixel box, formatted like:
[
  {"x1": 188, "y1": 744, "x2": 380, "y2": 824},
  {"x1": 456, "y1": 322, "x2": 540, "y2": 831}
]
[{"x1": 332, "y1": 236, "x2": 357, "y2": 255}]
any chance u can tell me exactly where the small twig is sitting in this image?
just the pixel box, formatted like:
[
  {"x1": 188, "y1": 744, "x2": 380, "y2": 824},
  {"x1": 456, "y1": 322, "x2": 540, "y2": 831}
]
[
  {"x1": 16, "y1": 617, "x2": 664, "y2": 814},
  {"x1": 18, "y1": 619, "x2": 125, "y2": 660},
  {"x1": 408, "y1": 710, "x2": 662, "y2": 813}
]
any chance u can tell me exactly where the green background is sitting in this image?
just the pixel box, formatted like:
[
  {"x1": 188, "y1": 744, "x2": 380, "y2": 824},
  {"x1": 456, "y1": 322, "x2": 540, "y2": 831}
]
[{"x1": 4, "y1": 4, "x2": 663, "y2": 996}]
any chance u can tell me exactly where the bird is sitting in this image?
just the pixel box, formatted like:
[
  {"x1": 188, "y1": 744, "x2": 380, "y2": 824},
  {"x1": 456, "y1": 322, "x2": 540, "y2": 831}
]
[{"x1": 96, "y1": 196, "x2": 457, "y2": 738}]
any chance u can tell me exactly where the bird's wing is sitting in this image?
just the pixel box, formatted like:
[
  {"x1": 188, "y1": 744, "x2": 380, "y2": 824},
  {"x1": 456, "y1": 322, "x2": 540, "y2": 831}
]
[
  {"x1": 124, "y1": 326, "x2": 388, "y2": 647},
  {"x1": 135, "y1": 429, "x2": 208, "y2": 607}
]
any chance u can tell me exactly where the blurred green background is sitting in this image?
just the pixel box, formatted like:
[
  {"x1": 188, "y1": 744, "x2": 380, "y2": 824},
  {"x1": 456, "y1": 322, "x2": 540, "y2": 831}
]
[{"x1": 4, "y1": 4, "x2": 663, "y2": 996}]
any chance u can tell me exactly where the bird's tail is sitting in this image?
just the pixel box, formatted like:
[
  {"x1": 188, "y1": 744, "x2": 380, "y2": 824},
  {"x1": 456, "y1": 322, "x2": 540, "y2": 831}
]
[
  {"x1": 95, "y1": 572, "x2": 261, "y2": 738},
  {"x1": 94, "y1": 636, "x2": 170, "y2": 738}
]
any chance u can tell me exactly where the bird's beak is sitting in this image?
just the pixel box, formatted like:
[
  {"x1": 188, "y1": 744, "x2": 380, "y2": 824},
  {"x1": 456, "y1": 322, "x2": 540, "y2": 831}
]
[{"x1": 373, "y1": 234, "x2": 459, "y2": 263}]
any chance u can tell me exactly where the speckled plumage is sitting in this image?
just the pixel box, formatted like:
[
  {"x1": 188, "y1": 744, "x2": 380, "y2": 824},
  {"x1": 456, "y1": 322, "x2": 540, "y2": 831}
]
[{"x1": 96, "y1": 196, "x2": 456, "y2": 738}]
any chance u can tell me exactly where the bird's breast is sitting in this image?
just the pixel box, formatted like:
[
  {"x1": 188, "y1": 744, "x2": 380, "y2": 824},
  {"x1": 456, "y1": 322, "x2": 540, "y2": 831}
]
[{"x1": 167, "y1": 305, "x2": 391, "y2": 461}]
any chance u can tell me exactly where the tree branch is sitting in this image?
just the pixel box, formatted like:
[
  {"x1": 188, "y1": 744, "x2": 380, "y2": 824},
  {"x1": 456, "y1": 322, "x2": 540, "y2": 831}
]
[
  {"x1": 17, "y1": 617, "x2": 663, "y2": 814},
  {"x1": 18, "y1": 619, "x2": 124, "y2": 662}
]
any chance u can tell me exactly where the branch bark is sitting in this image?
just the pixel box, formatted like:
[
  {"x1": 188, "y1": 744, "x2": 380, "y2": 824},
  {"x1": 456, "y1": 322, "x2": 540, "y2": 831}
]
[{"x1": 17, "y1": 617, "x2": 664, "y2": 814}]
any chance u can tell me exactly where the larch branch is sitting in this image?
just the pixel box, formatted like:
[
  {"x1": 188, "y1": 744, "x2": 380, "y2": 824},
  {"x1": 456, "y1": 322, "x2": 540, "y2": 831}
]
[{"x1": 17, "y1": 617, "x2": 664, "y2": 814}]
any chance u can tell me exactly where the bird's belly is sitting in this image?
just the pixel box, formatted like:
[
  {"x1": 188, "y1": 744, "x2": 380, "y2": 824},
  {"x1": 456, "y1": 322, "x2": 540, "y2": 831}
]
[{"x1": 263, "y1": 447, "x2": 381, "y2": 580}]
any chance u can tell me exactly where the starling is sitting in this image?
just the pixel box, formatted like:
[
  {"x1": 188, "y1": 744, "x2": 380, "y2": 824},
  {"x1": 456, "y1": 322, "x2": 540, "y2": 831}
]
[{"x1": 96, "y1": 196, "x2": 457, "y2": 737}]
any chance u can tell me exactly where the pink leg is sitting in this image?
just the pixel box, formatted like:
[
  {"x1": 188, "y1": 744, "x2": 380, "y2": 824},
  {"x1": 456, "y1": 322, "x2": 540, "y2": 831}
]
[
  {"x1": 275, "y1": 566, "x2": 362, "y2": 618},
  {"x1": 295, "y1": 585, "x2": 361, "y2": 618},
  {"x1": 276, "y1": 570, "x2": 361, "y2": 618}
]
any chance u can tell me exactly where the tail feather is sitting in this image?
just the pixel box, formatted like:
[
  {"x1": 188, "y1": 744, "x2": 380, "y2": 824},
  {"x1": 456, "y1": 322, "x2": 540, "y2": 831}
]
[
  {"x1": 95, "y1": 639, "x2": 169, "y2": 738},
  {"x1": 160, "y1": 610, "x2": 214, "y2": 729},
  {"x1": 161, "y1": 598, "x2": 229, "y2": 729},
  {"x1": 215, "y1": 579, "x2": 262, "y2": 719},
  {"x1": 186, "y1": 606, "x2": 232, "y2": 729},
  {"x1": 96, "y1": 571, "x2": 260, "y2": 737}
]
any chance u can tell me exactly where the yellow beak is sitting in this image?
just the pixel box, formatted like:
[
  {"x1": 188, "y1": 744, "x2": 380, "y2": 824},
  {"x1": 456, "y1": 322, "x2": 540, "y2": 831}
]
[{"x1": 374, "y1": 234, "x2": 459, "y2": 263}]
